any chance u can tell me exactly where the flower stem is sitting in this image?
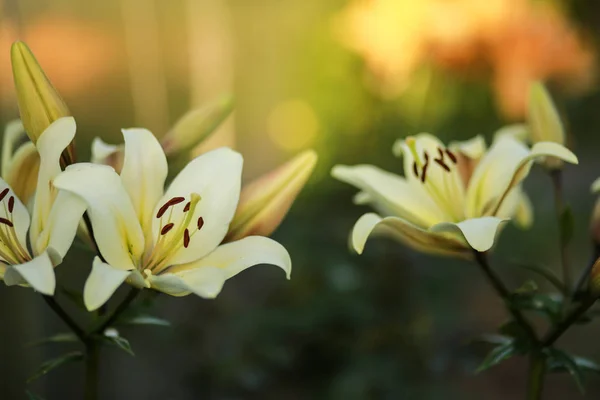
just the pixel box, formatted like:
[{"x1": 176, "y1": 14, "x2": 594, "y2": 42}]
[
  {"x1": 527, "y1": 352, "x2": 546, "y2": 400},
  {"x1": 550, "y1": 169, "x2": 571, "y2": 295},
  {"x1": 473, "y1": 251, "x2": 539, "y2": 342},
  {"x1": 571, "y1": 243, "x2": 600, "y2": 299},
  {"x1": 43, "y1": 295, "x2": 86, "y2": 342},
  {"x1": 92, "y1": 287, "x2": 141, "y2": 334},
  {"x1": 543, "y1": 296, "x2": 596, "y2": 346},
  {"x1": 84, "y1": 340, "x2": 99, "y2": 400}
]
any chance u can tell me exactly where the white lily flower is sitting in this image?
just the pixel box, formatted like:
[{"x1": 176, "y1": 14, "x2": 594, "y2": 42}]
[
  {"x1": 1, "y1": 120, "x2": 40, "y2": 204},
  {"x1": 332, "y1": 132, "x2": 578, "y2": 257},
  {"x1": 53, "y1": 129, "x2": 291, "y2": 311},
  {"x1": 0, "y1": 117, "x2": 86, "y2": 295}
]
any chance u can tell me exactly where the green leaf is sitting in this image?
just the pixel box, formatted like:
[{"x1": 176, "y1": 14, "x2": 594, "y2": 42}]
[
  {"x1": 27, "y1": 351, "x2": 83, "y2": 383},
  {"x1": 27, "y1": 333, "x2": 79, "y2": 348},
  {"x1": 511, "y1": 293, "x2": 563, "y2": 324},
  {"x1": 117, "y1": 314, "x2": 171, "y2": 327},
  {"x1": 559, "y1": 206, "x2": 575, "y2": 247},
  {"x1": 25, "y1": 390, "x2": 45, "y2": 400},
  {"x1": 546, "y1": 348, "x2": 586, "y2": 393},
  {"x1": 573, "y1": 356, "x2": 600, "y2": 373},
  {"x1": 514, "y1": 263, "x2": 567, "y2": 294},
  {"x1": 99, "y1": 335, "x2": 135, "y2": 356},
  {"x1": 473, "y1": 334, "x2": 512, "y2": 346},
  {"x1": 514, "y1": 280, "x2": 539, "y2": 294},
  {"x1": 476, "y1": 340, "x2": 517, "y2": 373}
]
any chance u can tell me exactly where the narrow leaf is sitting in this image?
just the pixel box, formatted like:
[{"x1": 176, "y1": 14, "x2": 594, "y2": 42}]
[
  {"x1": 118, "y1": 314, "x2": 171, "y2": 327},
  {"x1": 100, "y1": 335, "x2": 135, "y2": 356},
  {"x1": 27, "y1": 351, "x2": 83, "y2": 383},
  {"x1": 476, "y1": 341, "x2": 516, "y2": 373},
  {"x1": 26, "y1": 390, "x2": 45, "y2": 400},
  {"x1": 27, "y1": 333, "x2": 79, "y2": 348},
  {"x1": 514, "y1": 263, "x2": 567, "y2": 294},
  {"x1": 547, "y1": 348, "x2": 586, "y2": 393}
]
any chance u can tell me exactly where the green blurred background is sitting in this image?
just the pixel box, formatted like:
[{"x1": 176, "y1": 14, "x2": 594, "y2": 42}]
[{"x1": 2, "y1": 0, "x2": 600, "y2": 398}]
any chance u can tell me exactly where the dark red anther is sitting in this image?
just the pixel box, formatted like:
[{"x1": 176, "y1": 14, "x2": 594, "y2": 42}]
[
  {"x1": 423, "y1": 151, "x2": 429, "y2": 163},
  {"x1": 0, "y1": 188, "x2": 9, "y2": 202},
  {"x1": 445, "y1": 149, "x2": 457, "y2": 164},
  {"x1": 412, "y1": 162, "x2": 419, "y2": 178},
  {"x1": 8, "y1": 196, "x2": 14, "y2": 213},
  {"x1": 437, "y1": 147, "x2": 444, "y2": 159},
  {"x1": 434, "y1": 159, "x2": 451, "y2": 172},
  {"x1": 197, "y1": 216, "x2": 204, "y2": 230},
  {"x1": 160, "y1": 223, "x2": 175, "y2": 235},
  {"x1": 0, "y1": 217, "x2": 13, "y2": 227},
  {"x1": 183, "y1": 201, "x2": 191, "y2": 212},
  {"x1": 156, "y1": 196, "x2": 186, "y2": 218},
  {"x1": 420, "y1": 163, "x2": 429, "y2": 183},
  {"x1": 183, "y1": 229, "x2": 190, "y2": 248}
]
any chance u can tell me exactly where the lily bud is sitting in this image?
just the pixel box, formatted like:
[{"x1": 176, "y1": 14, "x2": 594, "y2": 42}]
[
  {"x1": 1, "y1": 120, "x2": 40, "y2": 204},
  {"x1": 527, "y1": 81, "x2": 566, "y2": 169},
  {"x1": 225, "y1": 150, "x2": 317, "y2": 242},
  {"x1": 161, "y1": 96, "x2": 233, "y2": 157},
  {"x1": 11, "y1": 41, "x2": 74, "y2": 165}
]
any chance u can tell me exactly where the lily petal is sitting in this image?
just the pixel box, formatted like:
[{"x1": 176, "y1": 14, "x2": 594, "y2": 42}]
[
  {"x1": 120, "y1": 128, "x2": 168, "y2": 238},
  {"x1": 53, "y1": 163, "x2": 145, "y2": 270},
  {"x1": 146, "y1": 267, "x2": 227, "y2": 298},
  {"x1": 350, "y1": 212, "x2": 469, "y2": 257},
  {"x1": 155, "y1": 147, "x2": 243, "y2": 265},
  {"x1": 84, "y1": 257, "x2": 132, "y2": 311},
  {"x1": 591, "y1": 177, "x2": 600, "y2": 194},
  {"x1": 332, "y1": 164, "x2": 444, "y2": 227},
  {"x1": 91, "y1": 137, "x2": 124, "y2": 172},
  {"x1": 4, "y1": 141, "x2": 39, "y2": 205},
  {"x1": 226, "y1": 150, "x2": 317, "y2": 242},
  {"x1": 169, "y1": 235, "x2": 291, "y2": 280},
  {"x1": 29, "y1": 117, "x2": 76, "y2": 247},
  {"x1": 0, "y1": 179, "x2": 31, "y2": 252},
  {"x1": 448, "y1": 135, "x2": 487, "y2": 159},
  {"x1": 33, "y1": 190, "x2": 87, "y2": 261},
  {"x1": 430, "y1": 217, "x2": 508, "y2": 253},
  {"x1": 3, "y1": 251, "x2": 55, "y2": 295},
  {"x1": 493, "y1": 124, "x2": 529, "y2": 143}
]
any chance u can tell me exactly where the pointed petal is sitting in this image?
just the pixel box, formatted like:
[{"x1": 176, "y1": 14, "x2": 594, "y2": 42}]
[
  {"x1": 226, "y1": 150, "x2": 317, "y2": 242},
  {"x1": 493, "y1": 124, "x2": 529, "y2": 143},
  {"x1": 33, "y1": 190, "x2": 87, "y2": 260},
  {"x1": 4, "y1": 141, "x2": 40, "y2": 205},
  {"x1": 155, "y1": 147, "x2": 243, "y2": 265},
  {"x1": 169, "y1": 236, "x2": 291, "y2": 280},
  {"x1": 29, "y1": 117, "x2": 76, "y2": 247},
  {"x1": 84, "y1": 257, "x2": 132, "y2": 311},
  {"x1": 528, "y1": 82, "x2": 565, "y2": 145},
  {"x1": 448, "y1": 135, "x2": 487, "y2": 159},
  {"x1": 0, "y1": 179, "x2": 31, "y2": 251},
  {"x1": 350, "y1": 213, "x2": 469, "y2": 257},
  {"x1": 91, "y1": 137, "x2": 124, "y2": 172},
  {"x1": 332, "y1": 164, "x2": 444, "y2": 227},
  {"x1": 120, "y1": 128, "x2": 168, "y2": 238},
  {"x1": 496, "y1": 188, "x2": 533, "y2": 229},
  {"x1": 146, "y1": 267, "x2": 227, "y2": 298},
  {"x1": 430, "y1": 217, "x2": 508, "y2": 253},
  {"x1": 3, "y1": 251, "x2": 55, "y2": 295},
  {"x1": 53, "y1": 163, "x2": 145, "y2": 270},
  {"x1": 591, "y1": 177, "x2": 600, "y2": 194}
]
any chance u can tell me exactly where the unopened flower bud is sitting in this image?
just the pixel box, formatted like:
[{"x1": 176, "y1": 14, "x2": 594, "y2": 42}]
[
  {"x1": 590, "y1": 178, "x2": 600, "y2": 246},
  {"x1": 161, "y1": 96, "x2": 233, "y2": 157},
  {"x1": 527, "y1": 81, "x2": 566, "y2": 170},
  {"x1": 11, "y1": 41, "x2": 74, "y2": 166},
  {"x1": 589, "y1": 257, "x2": 600, "y2": 296},
  {"x1": 225, "y1": 150, "x2": 317, "y2": 242}
]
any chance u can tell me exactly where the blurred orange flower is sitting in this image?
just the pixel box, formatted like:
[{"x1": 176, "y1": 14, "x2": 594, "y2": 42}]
[{"x1": 334, "y1": 0, "x2": 595, "y2": 118}]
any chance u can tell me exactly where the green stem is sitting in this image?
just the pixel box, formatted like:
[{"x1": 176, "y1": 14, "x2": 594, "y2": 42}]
[
  {"x1": 543, "y1": 297, "x2": 596, "y2": 346},
  {"x1": 43, "y1": 295, "x2": 86, "y2": 342},
  {"x1": 473, "y1": 252, "x2": 539, "y2": 342},
  {"x1": 550, "y1": 170, "x2": 571, "y2": 295},
  {"x1": 571, "y1": 244, "x2": 600, "y2": 300},
  {"x1": 91, "y1": 288, "x2": 141, "y2": 335},
  {"x1": 84, "y1": 340, "x2": 99, "y2": 400},
  {"x1": 527, "y1": 352, "x2": 546, "y2": 400}
]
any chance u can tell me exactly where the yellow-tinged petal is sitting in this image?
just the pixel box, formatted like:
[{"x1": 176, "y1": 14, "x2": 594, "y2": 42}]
[
  {"x1": 350, "y1": 213, "x2": 469, "y2": 258},
  {"x1": 91, "y1": 137, "x2": 124, "y2": 173},
  {"x1": 155, "y1": 147, "x2": 242, "y2": 266},
  {"x1": 169, "y1": 235, "x2": 292, "y2": 280},
  {"x1": 448, "y1": 135, "x2": 487, "y2": 159},
  {"x1": 145, "y1": 267, "x2": 227, "y2": 298},
  {"x1": 430, "y1": 217, "x2": 508, "y2": 253},
  {"x1": 2, "y1": 120, "x2": 40, "y2": 204},
  {"x1": 591, "y1": 177, "x2": 600, "y2": 194},
  {"x1": 11, "y1": 41, "x2": 73, "y2": 164},
  {"x1": 493, "y1": 124, "x2": 529, "y2": 143},
  {"x1": 161, "y1": 96, "x2": 234, "y2": 157},
  {"x1": 226, "y1": 150, "x2": 317, "y2": 242},
  {"x1": 331, "y1": 163, "x2": 444, "y2": 227},
  {"x1": 528, "y1": 82, "x2": 565, "y2": 145},
  {"x1": 84, "y1": 257, "x2": 132, "y2": 311},
  {"x1": 29, "y1": 117, "x2": 76, "y2": 248},
  {"x1": 120, "y1": 128, "x2": 168, "y2": 239},
  {"x1": 3, "y1": 251, "x2": 55, "y2": 295},
  {"x1": 53, "y1": 163, "x2": 145, "y2": 270}
]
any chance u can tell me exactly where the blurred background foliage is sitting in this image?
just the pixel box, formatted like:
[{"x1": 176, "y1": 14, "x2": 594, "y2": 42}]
[{"x1": 2, "y1": 0, "x2": 600, "y2": 398}]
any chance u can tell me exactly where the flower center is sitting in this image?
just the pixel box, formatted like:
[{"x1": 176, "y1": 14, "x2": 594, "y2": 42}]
[
  {"x1": 0, "y1": 188, "x2": 31, "y2": 264},
  {"x1": 406, "y1": 137, "x2": 464, "y2": 222},
  {"x1": 144, "y1": 193, "x2": 205, "y2": 273}
]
